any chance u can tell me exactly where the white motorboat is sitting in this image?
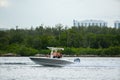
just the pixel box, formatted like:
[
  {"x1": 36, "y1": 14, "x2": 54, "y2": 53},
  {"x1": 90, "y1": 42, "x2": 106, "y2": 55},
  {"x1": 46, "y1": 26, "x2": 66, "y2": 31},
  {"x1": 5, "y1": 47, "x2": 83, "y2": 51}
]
[{"x1": 30, "y1": 47, "x2": 78, "y2": 67}]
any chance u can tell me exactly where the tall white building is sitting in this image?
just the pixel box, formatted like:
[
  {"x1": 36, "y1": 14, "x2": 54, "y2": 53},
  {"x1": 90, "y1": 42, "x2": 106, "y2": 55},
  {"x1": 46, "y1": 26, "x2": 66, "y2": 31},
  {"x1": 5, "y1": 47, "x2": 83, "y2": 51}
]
[
  {"x1": 73, "y1": 20, "x2": 107, "y2": 27},
  {"x1": 114, "y1": 21, "x2": 120, "y2": 28}
]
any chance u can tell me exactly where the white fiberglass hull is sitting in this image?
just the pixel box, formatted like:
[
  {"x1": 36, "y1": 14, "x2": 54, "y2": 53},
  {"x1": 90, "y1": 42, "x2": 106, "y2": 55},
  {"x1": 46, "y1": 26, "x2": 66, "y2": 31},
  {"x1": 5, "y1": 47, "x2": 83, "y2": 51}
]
[{"x1": 30, "y1": 57, "x2": 73, "y2": 67}]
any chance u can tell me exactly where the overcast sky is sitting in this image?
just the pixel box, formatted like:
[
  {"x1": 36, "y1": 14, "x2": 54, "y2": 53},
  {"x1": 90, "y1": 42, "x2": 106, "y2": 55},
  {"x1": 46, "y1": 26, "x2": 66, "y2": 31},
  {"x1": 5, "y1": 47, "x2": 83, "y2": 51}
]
[{"x1": 0, "y1": 0, "x2": 120, "y2": 29}]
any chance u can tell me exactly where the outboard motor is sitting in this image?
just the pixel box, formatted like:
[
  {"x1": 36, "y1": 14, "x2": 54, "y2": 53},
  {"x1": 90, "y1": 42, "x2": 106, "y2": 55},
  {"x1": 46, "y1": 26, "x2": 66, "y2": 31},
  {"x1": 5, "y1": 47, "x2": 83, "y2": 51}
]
[{"x1": 74, "y1": 58, "x2": 80, "y2": 63}]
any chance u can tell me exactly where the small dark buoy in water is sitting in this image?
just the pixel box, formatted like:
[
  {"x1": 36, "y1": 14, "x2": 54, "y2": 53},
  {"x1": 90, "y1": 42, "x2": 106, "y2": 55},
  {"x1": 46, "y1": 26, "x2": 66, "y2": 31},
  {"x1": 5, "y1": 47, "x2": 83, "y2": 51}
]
[{"x1": 74, "y1": 58, "x2": 80, "y2": 63}]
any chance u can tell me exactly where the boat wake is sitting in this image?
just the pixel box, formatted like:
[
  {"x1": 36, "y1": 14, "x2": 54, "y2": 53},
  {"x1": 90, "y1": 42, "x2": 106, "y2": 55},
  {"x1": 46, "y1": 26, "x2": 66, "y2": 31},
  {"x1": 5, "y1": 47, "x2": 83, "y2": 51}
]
[
  {"x1": 65, "y1": 62, "x2": 120, "y2": 68},
  {"x1": 0, "y1": 62, "x2": 35, "y2": 66}
]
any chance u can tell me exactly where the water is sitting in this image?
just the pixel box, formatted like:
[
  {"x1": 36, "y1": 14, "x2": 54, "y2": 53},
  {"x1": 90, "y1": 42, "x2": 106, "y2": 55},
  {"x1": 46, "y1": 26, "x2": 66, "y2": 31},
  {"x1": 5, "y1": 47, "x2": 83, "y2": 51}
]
[{"x1": 0, "y1": 57, "x2": 120, "y2": 80}]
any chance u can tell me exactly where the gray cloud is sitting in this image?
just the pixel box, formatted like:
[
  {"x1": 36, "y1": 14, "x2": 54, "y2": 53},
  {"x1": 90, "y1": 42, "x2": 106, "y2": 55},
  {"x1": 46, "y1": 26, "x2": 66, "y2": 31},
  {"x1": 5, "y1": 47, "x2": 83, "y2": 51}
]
[{"x1": 0, "y1": 0, "x2": 10, "y2": 8}]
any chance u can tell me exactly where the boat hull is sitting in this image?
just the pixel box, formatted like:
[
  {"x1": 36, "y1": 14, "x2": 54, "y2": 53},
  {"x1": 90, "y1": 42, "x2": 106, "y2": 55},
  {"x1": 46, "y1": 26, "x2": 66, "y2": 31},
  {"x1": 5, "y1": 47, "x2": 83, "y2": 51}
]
[{"x1": 30, "y1": 57, "x2": 73, "y2": 67}]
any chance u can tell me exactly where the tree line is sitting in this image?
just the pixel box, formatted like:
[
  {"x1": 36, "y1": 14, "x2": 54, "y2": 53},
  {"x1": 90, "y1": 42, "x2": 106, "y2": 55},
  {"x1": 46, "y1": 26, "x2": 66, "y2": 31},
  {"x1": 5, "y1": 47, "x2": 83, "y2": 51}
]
[{"x1": 0, "y1": 24, "x2": 120, "y2": 56}]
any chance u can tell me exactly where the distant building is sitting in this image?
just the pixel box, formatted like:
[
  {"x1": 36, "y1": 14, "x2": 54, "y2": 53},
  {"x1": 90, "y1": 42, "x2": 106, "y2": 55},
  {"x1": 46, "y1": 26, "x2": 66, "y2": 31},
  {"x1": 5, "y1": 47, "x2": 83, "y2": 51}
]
[
  {"x1": 0, "y1": 28, "x2": 8, "y2": 31},
  {"x1": 114, "y1": 21, "x2": 120, "y2": 28},
  {"x1": 73, "y1": 20, "x2": 107, "y2": 27}
]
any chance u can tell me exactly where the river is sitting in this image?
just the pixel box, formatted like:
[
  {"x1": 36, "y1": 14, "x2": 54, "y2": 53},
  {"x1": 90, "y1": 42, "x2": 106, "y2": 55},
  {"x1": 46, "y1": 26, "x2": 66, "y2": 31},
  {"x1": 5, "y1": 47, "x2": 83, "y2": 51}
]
[{"x1": 0, "y1": 57, "x2": 120, "y2": 80}]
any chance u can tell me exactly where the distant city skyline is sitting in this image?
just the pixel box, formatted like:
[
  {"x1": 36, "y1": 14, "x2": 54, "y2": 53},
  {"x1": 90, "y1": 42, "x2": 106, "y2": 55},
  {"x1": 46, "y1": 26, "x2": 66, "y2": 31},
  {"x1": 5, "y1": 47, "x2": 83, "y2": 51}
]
[{"x1": 0, "y1": 0, "x2": 120, "y2": 29}]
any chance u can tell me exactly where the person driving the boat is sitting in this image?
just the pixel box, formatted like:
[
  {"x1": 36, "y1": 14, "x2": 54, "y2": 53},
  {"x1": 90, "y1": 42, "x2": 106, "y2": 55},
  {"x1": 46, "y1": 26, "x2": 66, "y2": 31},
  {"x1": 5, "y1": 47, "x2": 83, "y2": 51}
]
[{"x1": 52, "y1": 51, "x2": 62, "y2": 58}]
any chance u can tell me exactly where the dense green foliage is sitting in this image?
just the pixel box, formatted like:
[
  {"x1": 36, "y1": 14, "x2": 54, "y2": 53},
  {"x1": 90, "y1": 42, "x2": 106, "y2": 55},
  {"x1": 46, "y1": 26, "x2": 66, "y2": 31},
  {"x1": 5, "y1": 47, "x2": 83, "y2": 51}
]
[
  {"x1": 0, "y1": 24, "x2": 120, "y2": 56},
  {"x1": 62, "y1": 46, "x2": 120, "y2": 56}
]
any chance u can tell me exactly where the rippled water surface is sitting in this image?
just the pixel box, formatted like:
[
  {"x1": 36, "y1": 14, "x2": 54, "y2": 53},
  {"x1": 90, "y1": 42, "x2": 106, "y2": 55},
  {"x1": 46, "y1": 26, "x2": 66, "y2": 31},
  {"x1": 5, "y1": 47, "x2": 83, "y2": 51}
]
[{"x1": 0, "y1": 57, "x2": 120, "y2": 80}]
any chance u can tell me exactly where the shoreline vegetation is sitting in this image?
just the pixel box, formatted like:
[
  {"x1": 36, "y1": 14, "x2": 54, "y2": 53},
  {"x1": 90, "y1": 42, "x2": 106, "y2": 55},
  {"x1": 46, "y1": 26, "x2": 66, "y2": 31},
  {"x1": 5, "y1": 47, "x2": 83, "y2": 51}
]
[
  {"x1": 0, "y1": 47, "x2": 120, "y2": 57},
  {"x1": 0, "y1": 25, "x2": 120, "y2": 57}
]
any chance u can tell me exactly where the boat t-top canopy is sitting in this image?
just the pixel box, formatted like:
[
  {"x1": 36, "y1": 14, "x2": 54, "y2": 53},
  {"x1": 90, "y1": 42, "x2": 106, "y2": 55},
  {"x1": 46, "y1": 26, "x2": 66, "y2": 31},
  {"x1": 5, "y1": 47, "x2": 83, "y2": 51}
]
[
  {"x1": 47, "y1": 47, "x2": 64, "y2": 58},
  {"x1": 47, "y1": 47, "x2": 64, "y2": 51}
]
